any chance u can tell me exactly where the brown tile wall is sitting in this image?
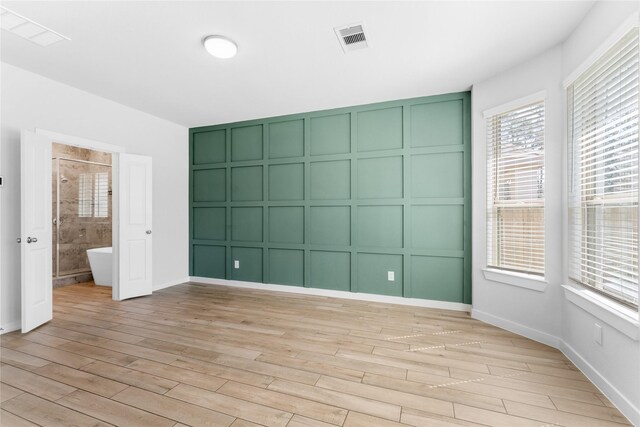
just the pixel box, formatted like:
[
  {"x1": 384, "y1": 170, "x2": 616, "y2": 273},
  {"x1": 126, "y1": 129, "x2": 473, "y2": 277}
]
[{"x1": 52, "y1": 143, "x2": 112, "y2": 278}]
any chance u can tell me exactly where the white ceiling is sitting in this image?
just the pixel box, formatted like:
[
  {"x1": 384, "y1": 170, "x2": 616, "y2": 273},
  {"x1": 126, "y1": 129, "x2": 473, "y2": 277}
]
[{"x1": 1, "y1": 1, "x2": 594, "y2": 128}]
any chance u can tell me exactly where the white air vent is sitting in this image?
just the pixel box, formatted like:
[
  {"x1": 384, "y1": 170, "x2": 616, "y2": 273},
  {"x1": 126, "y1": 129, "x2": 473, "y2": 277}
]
[
  {"x1": 334, "y1": 23, "x2": 368, "y2": 53},
  {"x1": 0, "y1": 6, "x2": 70, "y2": 47}
]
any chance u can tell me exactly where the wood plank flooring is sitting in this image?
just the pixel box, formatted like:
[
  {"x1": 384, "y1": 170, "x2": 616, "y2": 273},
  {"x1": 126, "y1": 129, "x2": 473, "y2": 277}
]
[{"x1": 0, "y1": 282, "x2": 631, "y2": 426}]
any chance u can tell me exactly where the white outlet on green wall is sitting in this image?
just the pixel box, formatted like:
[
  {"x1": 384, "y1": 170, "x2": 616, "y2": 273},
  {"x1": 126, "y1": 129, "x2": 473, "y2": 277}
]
[{"x1": 387, "y1": 271, "x2": 395, "y2": 281}]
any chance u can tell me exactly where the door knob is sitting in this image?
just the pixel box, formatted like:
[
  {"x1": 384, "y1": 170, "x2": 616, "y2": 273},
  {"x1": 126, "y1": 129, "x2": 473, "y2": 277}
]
[
  {"x1": 16, "y1": 237, "x2": 21, "y2": 243},
  {"x1": 146, "y1": 230, "x2": 152, "y2": 235},
  {"x1": 26, "y1": 237, "x2": 38, "y2": 243}
]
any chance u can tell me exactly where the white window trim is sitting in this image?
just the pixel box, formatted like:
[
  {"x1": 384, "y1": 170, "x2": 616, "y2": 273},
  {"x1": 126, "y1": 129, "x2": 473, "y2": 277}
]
[
  {"x1": 482, "y1": 268, "x2": 548, "y2": 292},
  {"x1": 562, "y1": 12, "x2": 640, "y2": 88},
  {"x1": 484, "y1": 91, "x2": 547, "y2": 280},
  {"x1": 482, "y1": 90, "x2": 547, "y2": 119},
  {"x1": 563, "y1": 284, "x2": 639, "y2": 341},
  {"x1": 564, "y1": 19, "x2": 640, "y2": 308}
]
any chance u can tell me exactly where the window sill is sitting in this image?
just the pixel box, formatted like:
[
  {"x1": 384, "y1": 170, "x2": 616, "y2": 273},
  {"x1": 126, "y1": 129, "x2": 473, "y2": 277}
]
[
  {"x1": 563, "y1": 284, "x2": 639, "y2": 341},
  {"x1": 482, "y1": 268, "x2": 547, "y2": 292}
]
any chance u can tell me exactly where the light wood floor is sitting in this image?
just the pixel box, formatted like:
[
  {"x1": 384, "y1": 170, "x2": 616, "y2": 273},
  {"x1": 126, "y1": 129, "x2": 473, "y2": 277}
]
[{"x1": 0, "y1": 282, "x2": 631, "y2": 427}]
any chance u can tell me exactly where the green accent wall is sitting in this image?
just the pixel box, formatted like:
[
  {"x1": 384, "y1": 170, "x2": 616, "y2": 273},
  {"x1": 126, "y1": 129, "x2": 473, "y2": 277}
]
[{"x1": 189, "y1": 92, "x2": 471, "y2": 304}]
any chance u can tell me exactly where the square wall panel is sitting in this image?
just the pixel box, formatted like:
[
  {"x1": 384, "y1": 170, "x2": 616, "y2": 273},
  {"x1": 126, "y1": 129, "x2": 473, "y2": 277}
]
[
  {"x1": 411, "y1": 256, "x2": 463, "y2": 302},
  {"x1": 269, "y1": 249, "x2": 304, "y2": 286},
  {"x1": 310, "y1": 113, "x2": 351, "y2": 156},
  {"x1": 411, "y1": 153, "x2": 463, "y2": 198},
  {"x1": 193, "y1": 245, "x2": 225, "y2": 279},
  {"x1": 193, "y1": 130, "x2": 226, "y2": 164},
  {"x1": 357, "y1": 107, "x2": 403, "y2": 152},
  {"x1": 411, "y1": 100, "x2": 463, "y2": 147},
  {"x1": 269, "y1": 163, "x2": 304, "y2": 201},
  {"x1": 231, "y1": 125, "x2": 263, "y2": 161},
  {"x1": 269, "y1": 206, "x2": 304, "y2": 244},
  {"x1": 193, "y1": 168, "x2": 226, "y2": 202},
  {"x1": 269, "y1": 119, "x2": 304, "y2": 159},
  {"x1": 310, "y1": 206, "x2": 350, "y2": 246},
  {"x1": 231, "y1": 247, "x2": 263, "y2": 283},
  {"x1": 310, "y1": 251, "x2": 350, "y2": 291},
  {"x1": 357, "y1": 156, "x2": 403, "y2": 199},
  {"x1": 310, "y1": 160, "x2": 350, "y2": 200},
  {"x1": 231, "y1": 207, "x2": 263, "y2": 242},
  {"x1": 357, "y1": 253, "x2": 403, "y2": 296},
  {"x1": 193, "y1": 207, "x2": 226, "y2": 241},
  {"x1": 411, "y1": 205, "x2": 463, "y2": 250},
  {"x1": 357, "y1": 205, "x2": 403, "y2": 248},
  {"x1": 231, "y1": 166, "x2": 263, "y2": 201}
]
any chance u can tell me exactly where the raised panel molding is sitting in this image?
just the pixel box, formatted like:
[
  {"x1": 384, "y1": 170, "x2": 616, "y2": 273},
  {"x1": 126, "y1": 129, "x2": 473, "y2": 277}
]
[
  {"x1": 190, "y1": 92, "x2": 471, "y2": 303},
  {"x1": 193, "y1": 130, "x2": 226, "y2": 164},
  {"x1": 310, "y1": 114, "x2": 351, "y2": 156},
  {"x1": 357, "y1": 107, "x2": 403, "y2": 152},
  {"x1": 231, "y1": 125, "x2": 263, "y2": 161},
  {"x1": 269, "y1": 119, "x2": 304, "y2": 159}
]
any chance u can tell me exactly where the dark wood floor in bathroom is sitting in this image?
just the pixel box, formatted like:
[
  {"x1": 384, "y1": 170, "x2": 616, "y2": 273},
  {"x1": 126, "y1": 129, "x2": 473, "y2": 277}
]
[{"x1": 0, "y1": 282, "x2": 631, "y2": 426}]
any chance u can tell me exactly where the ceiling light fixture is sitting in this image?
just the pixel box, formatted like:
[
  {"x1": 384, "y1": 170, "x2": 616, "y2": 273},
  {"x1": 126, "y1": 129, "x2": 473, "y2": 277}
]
[{"x1": 203, "y1": 35, "x2": 237, "y2": 59}]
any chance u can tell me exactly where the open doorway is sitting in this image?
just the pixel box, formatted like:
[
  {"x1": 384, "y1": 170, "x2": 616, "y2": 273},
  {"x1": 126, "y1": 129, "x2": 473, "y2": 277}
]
[
  {"x1": 51, "y1": 143, "x2": 113, "y2": 289},
  {"x1": 21, "y1": 129, "x2": 154, "y2": 333}
]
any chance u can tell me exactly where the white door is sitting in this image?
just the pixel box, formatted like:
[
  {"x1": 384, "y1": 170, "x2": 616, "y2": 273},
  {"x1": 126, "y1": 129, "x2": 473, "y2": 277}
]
[
  {"x1": 114, "y1": 153, "x2": 152, "y2": 300},
  {"x1": 21, "y1": 130, "x2": 52, "y2": 332}
]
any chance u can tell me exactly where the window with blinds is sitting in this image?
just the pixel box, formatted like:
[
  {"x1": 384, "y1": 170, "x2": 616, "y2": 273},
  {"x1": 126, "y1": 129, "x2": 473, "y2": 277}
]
[
  {"x1": 78, "y1": 172, "x2": 110, "y2": 218},
  {"x1": 78, "y1": 173, "x2": 93, "y2": 218},
  {"x1": 93, "y1": 172, "x2": 109, "y2": 218},
  {"x1": 487, "y1": 101, "x2": 545, "y2": 275},
  {"x1": 567, "y1": 28, "x2": 639, "y2": 307}
]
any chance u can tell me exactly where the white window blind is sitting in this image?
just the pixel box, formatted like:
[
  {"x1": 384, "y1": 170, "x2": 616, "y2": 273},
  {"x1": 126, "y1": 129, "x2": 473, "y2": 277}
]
[
  {"x1": 78, "y1": 171, "x2": 110, "y2": 218},
  {"x1": 78, "y1": 173, "x2": 93, "y2": 218},
  {"x1": 568, "y1": 28, "x2": 639, "y2": 307},
  {"x1": 487, "y1": 101, "x2": 545, "y2": 275},
  {"x1": 93, "y1": 172, "x2": 109, "y2": 218}
]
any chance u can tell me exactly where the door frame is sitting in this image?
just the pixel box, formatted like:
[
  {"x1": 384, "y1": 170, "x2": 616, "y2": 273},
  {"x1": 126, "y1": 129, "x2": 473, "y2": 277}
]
[{"x1": 36, "y1": 128, "x2": 125, "y2": 301}]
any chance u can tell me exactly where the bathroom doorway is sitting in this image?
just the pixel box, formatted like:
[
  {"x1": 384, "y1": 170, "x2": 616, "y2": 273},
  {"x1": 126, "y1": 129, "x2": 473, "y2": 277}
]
[
  {"x1": 52, "y1": 143, "x2": 113, "y2": 288},
  {"x1": 21, "y1": 129, "x2": 153, "y2": 332}
]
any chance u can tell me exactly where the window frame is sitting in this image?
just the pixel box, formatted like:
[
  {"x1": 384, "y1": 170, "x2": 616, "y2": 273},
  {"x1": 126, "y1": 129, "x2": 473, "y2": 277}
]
[
  {"x1": 484, "y1": 92, "x2": 547, "y2": 278},
  {"x1": 565, "y1": 23, "x2": 640, "y2": 309}
]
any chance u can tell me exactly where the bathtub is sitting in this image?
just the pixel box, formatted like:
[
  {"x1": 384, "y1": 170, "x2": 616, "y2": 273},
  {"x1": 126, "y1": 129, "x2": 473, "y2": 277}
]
[{"x1": 87, "y1": 247, "x2": 112, "y2": 287}]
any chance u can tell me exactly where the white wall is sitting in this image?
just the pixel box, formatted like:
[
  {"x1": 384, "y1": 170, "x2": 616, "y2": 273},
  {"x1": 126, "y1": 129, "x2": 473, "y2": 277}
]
[
  {"x1": 471, "y1": 45, "x2": 564, "y2": 345},
  {"x1": 471, "y1": 2, "x2": 640, "y2": 425},
  {"x1": 559, "y1": 2, "x2": 640, "y2": 423},
  {"x1": 0, "y1": 63, "x2": 189, "y2": 332}
]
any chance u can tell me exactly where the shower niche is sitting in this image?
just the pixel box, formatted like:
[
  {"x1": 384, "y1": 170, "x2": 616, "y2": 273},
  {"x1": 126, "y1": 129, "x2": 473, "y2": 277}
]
[{"x1": 52, "y1": 143, "x2": 112, "y2": 287}]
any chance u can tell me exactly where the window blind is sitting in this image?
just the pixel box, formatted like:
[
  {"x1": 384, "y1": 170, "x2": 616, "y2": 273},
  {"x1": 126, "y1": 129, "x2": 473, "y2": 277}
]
[
  {"x1": 78, "y1": 173, "x2": 93, "y2": 218},
  {"x1": 93, "y1": 172, "x2": 109, "y2": 218},
  {"x1": 568, "y1": 28, "x2": 639, "y2": 307},
  {"x1": 487, "y1": 101, "x2": 545, "y2": 275}
]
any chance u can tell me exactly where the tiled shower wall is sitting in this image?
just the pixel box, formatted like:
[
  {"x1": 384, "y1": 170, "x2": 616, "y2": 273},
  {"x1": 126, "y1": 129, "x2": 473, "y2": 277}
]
[{"x1": 52, "y1": 143, "x2": 112, "y2": 284}]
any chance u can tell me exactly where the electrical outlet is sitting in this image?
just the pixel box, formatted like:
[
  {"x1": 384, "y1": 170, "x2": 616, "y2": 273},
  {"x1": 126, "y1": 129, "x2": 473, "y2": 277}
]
[
  {"x1": 387, "y1": 271, "x2": 395, "y2": 281},
  {"x1": 594, "y1": 323, "x2": 602, "y2": 345},
  {"x1": 234, "y1": 260, "x2": 240, "y2": 269}
]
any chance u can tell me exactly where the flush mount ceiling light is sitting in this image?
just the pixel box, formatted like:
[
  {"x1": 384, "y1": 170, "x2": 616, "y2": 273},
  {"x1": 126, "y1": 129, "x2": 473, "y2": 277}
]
[{"x1": 203, "y1": 35, "x2": 237, "y2": 59}]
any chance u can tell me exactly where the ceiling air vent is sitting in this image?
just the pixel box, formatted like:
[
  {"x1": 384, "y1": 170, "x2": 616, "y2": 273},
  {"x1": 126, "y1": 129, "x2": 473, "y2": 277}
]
[
  {"x1": 335, "y1": 23, "x2": 368, "y2": 53},
  {"x1": 0, "y1": 6, "x2": 70, "y2": 47}
]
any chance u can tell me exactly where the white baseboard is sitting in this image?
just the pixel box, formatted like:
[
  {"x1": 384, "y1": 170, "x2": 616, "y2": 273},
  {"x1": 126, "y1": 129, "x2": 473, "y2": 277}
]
[
  {"x1": 560, "y1": 341, "x2": 639, "y2": 426},
  {"x1": 0, "y1": 321, "x2": 21, "y2": 335},
  {"x1": 471, "y1": 308, "x2": 638, "y2": 425},
  {"x1": 190, "y1": 277, "x2": 471, "y2": 312},
  {"x1": 153, "y1": 276, "x2": 189, "y2": 292},
  {"x1": 471, "y1": 308, "x2": 560, "y2": 348}
]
